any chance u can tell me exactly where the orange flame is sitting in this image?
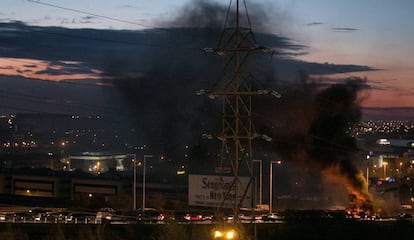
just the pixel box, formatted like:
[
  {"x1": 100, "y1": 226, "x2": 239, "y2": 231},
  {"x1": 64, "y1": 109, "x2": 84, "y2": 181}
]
[{"x1": 322, "y1": 165, "x2": 374, "y2": 213}]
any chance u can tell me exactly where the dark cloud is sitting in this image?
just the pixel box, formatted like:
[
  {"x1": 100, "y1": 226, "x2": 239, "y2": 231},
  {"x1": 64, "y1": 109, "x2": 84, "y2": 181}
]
[
  {"x1": 367, "y1": 78, "x2": 414, "y2": 95},
  {"x1": 82, "y1": 16, "x2": 96, "y2": 20},
  {"x1": 0, "y1": 66, "x2": 13, "y2": 69},
  {"x1": 23, "y1": 64, "x2": 37, "y2": 68},
  {"x1": 0, "y1": 18, "x2": 12, "y2": 23},
  {"x1": 33, "y1": 61, "x2": 98, "y2": 76},
  {"x1": 311, "y1": 76, "x2": 371, "y2": 89},
  {"x1": 331, "y1": 27, "x2": 359, "y2": 32},
  {"x1": 0, "y1": 21, "x2": 373, "y2": 76},
  {"x1": 17, "y1": 69, "x2": 32, "y2": 73},
  {"x1": 306, "y1": 22, "x2": 324, "y2": 26}
]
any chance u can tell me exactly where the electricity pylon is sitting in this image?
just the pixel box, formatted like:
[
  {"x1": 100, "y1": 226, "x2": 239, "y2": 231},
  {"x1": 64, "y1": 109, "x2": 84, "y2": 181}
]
[{"x1": 202, "y1": 0, "x2": 277, "y2": 223}]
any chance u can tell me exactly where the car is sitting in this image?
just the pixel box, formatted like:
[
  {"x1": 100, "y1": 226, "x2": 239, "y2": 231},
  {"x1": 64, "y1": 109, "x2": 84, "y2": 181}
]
[
  {"x1": 202, "y1": 213, "x2": 215, "y2": 222},
  {"x1": 174, "y1": 211, "x2": 191, "y2": 223},
  {"x1": 0, "y1": 213, "x2": 14, "y2": 222},
  {"x1": 183, "y1": 213, "x2": 203, "y2": 222},
  {"x1": 239, "y1": 213, "x2": 254, "y2": 222},
  {"x1": 261, "y1": 212, "x2": 284, "y2": 222},
  {"x1": 398, "y1": 212, "x2": 413, "y2": 221},
  {"x1": 47, "y1": 211, "x2": 72, "y2": 223},
  {"x1": 27, "y1": 208, "x2": 50, "y2": 222},
  {"x1": 97, "y1": 211, "x2": 124, "y2": 223},
  {"x1": 13, "y1": 212, "x2": 34, "y2": 222},
  {"x1": 137, "y1": 211, "x2": 159, "y2": 223},
  {"x1": 67, "y1": 212, "x2": 96, "y2": 224},
  {"x1": 136, "y1": 209, "x2": 174, "y2": 223},
  {"x1": 28, "y1": 208, "x2": 48, "y2": 215}
]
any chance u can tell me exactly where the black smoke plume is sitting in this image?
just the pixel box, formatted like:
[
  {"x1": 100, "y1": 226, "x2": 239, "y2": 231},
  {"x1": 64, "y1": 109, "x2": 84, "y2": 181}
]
[
  {"x1": 103, "y1": 0, "x2": 374, "y2": 206},
  {"x1": 105, "y1": 0, "x2": 304, "y2": 164},
  {"x1": 255, "y1": 76, "x2": 372, "y2": 209}
]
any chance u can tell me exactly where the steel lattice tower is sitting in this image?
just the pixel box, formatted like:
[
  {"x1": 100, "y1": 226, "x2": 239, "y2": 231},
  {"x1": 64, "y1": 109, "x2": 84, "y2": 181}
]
[{"x1": 203, "y1": 0, "x2": 273, "y2": 222}]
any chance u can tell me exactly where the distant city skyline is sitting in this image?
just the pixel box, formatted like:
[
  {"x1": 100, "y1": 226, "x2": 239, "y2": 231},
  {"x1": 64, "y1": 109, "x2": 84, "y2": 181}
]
[{"x1": 1, "y1": 0, "x2": 413, "y2": 120}]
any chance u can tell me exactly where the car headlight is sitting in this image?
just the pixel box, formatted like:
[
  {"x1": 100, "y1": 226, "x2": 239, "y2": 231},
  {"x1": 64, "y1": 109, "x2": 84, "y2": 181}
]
[
  {"x1": 213, "y1": 230, "x2": 223, "y2": 238},
  {"x1": 225, "y1": 230, "x2": 236, "y2": 239},
  {"x1": 213, "y1": 229, "x2": 237, "y2": 239}
]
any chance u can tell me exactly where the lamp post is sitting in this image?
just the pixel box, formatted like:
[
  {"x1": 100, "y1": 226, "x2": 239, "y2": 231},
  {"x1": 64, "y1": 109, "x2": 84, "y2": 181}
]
[
  {"x1": 252, "y1": 160, "x2": 263, "y2": 205},
  {"x1": 270, "y1": 160, "x2": 282, "y2": 213},
  {"x1": 131, "y1": 154, "x2": 137, "y2": 211},
  {"x1": 142, "y1": 155, "x2": 153, "y2": 212}
]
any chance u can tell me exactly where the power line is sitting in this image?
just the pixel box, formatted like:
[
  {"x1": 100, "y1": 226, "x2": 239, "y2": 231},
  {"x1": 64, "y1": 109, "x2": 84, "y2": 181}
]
[
  {"x1": 25, "y1": 0, "x2": 212, "y2": 45},
  {"x1": 27, "y1": 0, "x2": 233, "y2": 49},
  {"x1": 27, "y1": 0, "x2": 154, "y2": 29}
]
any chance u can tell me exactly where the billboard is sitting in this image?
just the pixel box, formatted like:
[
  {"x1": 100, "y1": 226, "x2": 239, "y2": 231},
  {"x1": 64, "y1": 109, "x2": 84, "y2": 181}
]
[{"x1": 188, "y1": 174, "x2": 252, "y2": 208}]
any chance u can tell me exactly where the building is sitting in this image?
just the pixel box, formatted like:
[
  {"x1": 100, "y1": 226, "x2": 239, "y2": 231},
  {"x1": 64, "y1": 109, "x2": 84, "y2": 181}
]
[{"x1": 0, "y1": 168, "x2": 187, "y2": 209}]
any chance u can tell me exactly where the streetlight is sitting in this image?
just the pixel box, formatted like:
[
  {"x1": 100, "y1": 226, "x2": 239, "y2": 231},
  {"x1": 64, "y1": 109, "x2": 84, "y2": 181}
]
[
  {"x1": 252, "y1": 160, "x2": 263, "y2": 205},
  {"x1": 269, "y1": 160, "x2": 282, "y2": 213},
  {"x1": 131, "y1": 154, "x2": 137, "y2": 211},
  {"x1": 143, "y1": 154, "x2": 153, "y2": 212}
]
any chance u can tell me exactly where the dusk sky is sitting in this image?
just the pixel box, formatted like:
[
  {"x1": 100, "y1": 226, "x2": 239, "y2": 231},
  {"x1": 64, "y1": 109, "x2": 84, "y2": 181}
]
[{"x1": 1, "y1": 0, "x2": 413, "y2": 120}]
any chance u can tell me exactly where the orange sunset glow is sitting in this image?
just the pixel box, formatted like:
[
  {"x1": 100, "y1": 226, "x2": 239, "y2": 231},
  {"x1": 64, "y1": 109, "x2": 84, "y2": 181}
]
[{"x1": 0, "y1": 57, "x2": 102, "y2": 82}]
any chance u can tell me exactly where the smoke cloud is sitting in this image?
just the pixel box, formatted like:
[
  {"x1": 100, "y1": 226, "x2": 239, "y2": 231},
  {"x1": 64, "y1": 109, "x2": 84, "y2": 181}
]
[
  {"x1": 255, "y1": 76, "x2": 373, "y2": 210},
  {"x1": 105, "y1": 0, "x2": 305, "y2": 162},
  {"x1": 103, "y1": 0, "x2": 374, "y2": 209}
]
